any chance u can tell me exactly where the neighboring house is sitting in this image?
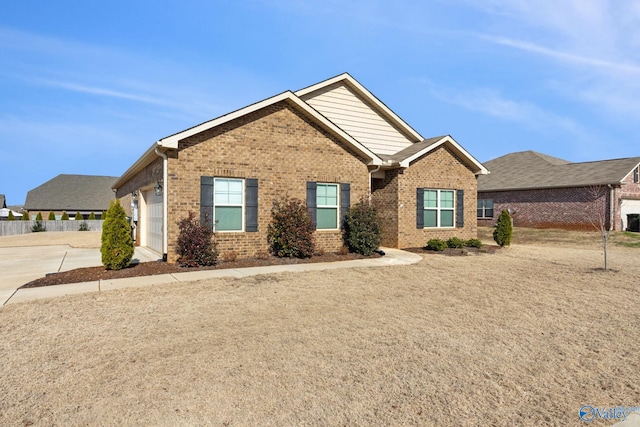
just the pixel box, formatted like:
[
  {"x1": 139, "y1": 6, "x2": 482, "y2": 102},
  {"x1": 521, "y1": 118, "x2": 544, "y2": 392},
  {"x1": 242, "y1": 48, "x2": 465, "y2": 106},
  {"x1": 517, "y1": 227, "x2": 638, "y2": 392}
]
[
  {"x1": 477, "y1": 151, "x2": 640, "y2": 231},
  {"x1": 113, "y1": 73, "x2": 488, "y2": 261},
  {"x1": 24, "y1": 174, "x2": 118, "y2": 219}
]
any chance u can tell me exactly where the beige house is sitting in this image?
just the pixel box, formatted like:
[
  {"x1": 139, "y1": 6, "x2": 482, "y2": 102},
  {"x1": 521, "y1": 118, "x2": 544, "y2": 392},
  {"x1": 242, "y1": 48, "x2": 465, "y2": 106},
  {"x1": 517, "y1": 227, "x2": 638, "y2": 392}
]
[{"x1": 113, "y1": 73, "x2": 488, "y2": 262}]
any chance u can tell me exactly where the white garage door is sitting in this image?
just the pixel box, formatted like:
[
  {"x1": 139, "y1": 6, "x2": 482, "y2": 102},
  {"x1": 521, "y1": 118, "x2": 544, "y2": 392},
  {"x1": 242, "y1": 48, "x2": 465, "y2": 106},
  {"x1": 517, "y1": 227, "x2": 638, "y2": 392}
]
[
  {"x1": 145, "y1": 190, "x2": 163, "y2": 254},
  {"x1": 620, "y1": 199, "x2": 640, "y2": 231}
]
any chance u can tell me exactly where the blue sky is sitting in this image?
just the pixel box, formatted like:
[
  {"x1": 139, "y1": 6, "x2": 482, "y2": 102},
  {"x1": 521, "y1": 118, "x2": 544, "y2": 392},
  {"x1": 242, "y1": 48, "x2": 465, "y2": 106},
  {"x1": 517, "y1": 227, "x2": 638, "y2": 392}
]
[{"x1": 2, "y1": 1, "x2": 639, "y2": 205}]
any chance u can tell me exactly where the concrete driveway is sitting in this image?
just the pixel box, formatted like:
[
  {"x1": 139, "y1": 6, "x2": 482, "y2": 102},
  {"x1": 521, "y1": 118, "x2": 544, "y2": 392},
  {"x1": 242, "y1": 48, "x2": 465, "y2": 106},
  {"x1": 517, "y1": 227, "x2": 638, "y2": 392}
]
[{"x1": 0, "y1": 245, "x2": 159, "y2": 305}]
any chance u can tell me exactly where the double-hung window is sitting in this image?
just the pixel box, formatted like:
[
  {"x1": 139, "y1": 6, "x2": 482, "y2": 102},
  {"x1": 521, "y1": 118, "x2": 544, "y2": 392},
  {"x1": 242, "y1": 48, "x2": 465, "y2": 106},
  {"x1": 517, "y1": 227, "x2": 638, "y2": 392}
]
[
  {"x1": 477, "y1": 199, "x2": 494, "y2": 219},
  {"x1": 214, "y1": 178, "x2": 243, "y2": 231},
  {"x1": 316, "y1": 183, "x2": 339, "y2": 229},
  {"x1": 423, "y1": 189, "x2": 455, "y2": 228}
]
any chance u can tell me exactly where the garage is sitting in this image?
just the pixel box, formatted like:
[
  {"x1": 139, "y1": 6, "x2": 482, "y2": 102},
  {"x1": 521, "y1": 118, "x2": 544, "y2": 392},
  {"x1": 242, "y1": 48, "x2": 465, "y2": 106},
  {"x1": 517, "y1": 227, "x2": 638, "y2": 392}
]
[
  {"x1": 620, "y1": 199, "x2": 640, "y2": 231},
  {"x1": 144, "y1": 190, "x2": 163, "y2": 254}
]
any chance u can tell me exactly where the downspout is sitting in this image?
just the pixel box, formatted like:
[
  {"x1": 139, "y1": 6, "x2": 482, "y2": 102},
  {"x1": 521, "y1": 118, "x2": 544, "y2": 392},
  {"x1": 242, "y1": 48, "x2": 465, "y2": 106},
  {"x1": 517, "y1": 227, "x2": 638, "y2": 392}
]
[{"x1": 155, "y1": 147, "x2": 168, "y2": 261}]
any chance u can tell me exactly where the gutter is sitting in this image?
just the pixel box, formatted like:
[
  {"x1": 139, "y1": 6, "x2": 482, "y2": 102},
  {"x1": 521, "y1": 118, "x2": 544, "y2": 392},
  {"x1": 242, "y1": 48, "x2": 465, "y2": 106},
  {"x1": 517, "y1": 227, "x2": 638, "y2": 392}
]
[{"x1": 155, "y1": 147, "x2": 169, "y2": 261}]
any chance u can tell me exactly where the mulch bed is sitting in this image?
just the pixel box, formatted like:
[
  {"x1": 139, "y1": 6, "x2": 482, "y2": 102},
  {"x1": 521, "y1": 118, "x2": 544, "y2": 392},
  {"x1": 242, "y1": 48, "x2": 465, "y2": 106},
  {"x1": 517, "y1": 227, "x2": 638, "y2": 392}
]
[
  {"x1": 405, "y1": 245, "x2": 501, "y2": 256},
  {"x1": 21, "y1": 252, "x2": 382, "y2": 289}
]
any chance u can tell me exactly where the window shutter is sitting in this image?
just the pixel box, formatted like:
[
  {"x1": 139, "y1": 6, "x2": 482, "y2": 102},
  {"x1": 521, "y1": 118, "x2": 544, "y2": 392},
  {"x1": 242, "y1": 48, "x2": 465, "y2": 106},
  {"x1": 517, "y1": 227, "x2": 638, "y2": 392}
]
[
  {"x1": 456, "y1": 189, "x2": 464, "y2": 228},
  {"x1": 340, "y1": 183, "x2": 350, "y2": 228},
  {"x1": 306, "y1": 181, "x2": 317, "y2": 226},
  {"x1": 245, "y1": 178, "x2": 258, "y2": 232},
  {"x1": 200, "y1": 176, "x2": 214, "y2": 229},
  {"x1": 416, "y1": 188, "x2": 424, "y2": 229}
]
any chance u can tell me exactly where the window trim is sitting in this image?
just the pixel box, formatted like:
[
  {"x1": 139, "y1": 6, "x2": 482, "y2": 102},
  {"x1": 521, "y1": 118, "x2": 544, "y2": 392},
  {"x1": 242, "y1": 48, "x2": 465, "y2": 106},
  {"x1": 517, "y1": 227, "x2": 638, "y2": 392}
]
[
  {"x1": 423, "y1": 189, "x2": 455, "y2": 228},
  {"x1": 213, "y1": 177, "x2": 244, "y2": 232},
  {"x1": 316, "y1": 182, "x2": 339, "y2": 230},
  {"x1": 477, "y1": 199, "x2": 494, "y2": 219}
]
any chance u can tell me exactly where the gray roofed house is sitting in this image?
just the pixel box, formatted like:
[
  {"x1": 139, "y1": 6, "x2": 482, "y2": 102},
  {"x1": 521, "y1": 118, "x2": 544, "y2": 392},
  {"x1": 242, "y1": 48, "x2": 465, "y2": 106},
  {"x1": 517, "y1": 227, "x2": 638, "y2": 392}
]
[
  {"x1": 24, "y1": 174, "x2": 117, "y2": 219},
  {"x1": 477, "y1": 151, "x2": 640, "y2": 231},
  {"x1": 0, "y1": 194, "x2": 5, "y2": 209}
]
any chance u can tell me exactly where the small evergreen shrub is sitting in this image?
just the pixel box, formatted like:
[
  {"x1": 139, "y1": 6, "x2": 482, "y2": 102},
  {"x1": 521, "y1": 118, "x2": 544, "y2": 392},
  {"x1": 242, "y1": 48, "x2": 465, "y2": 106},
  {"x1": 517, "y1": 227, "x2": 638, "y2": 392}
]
[
  {"x1": 36, "y1": 212, "x2": 43, "y2": 221},
  {"x1": 61, "y1": 211, "x2": 69, "y2": 220},
  {"x1": 101, "y1": 199, "x2": 134, "y2": 270},
  {"x1": 22, "y1": 212, "x2": 29, "y2": 221},
  {"x1": 48, "y1": 212, "x2": 56, "y2": 220},
  {"x1": 88, "y1": 212, "x2": 96, "y2": 220},
  {"x1": 343, "y1": 200, "x2": 382, "y2": 256},
  {"x1": 176, "y1": 211, "x2": 218, "y2": 267},
  {"x1": 464, "y1": 238, "x2": 483, "y2": 248},
  {"x1": 31, "y1": 220, "x2": 46, "y2": 232},
  {"x1": 7, "y1": 211, "x2": 14, "y2": 220},
  {"x1": 446, "y1": 237, "x2": 465, "y2": 248},
  {"x1": 267, "y1": 197, "x2": 315, "y2": 258},
  {"x1": 101, "y1": 210, "x2": 107, "y2": 220},
  {"x1": 74, "y1": 212, "x2": 83, "y2": 221},
  {"x1": 493, "y1": 210, "x2": 513, "y2": 247},
  {"x1": 426, "y1": 238, "x2": 447, "y2": 251},
  {"x1": 78, "y1": 221, "x2": 90, "y2": 231}
]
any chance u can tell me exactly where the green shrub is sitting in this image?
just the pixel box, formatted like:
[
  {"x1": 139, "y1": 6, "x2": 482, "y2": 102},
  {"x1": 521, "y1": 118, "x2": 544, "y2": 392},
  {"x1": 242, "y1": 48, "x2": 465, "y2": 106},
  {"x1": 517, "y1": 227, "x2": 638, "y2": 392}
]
[
  {"x1": 101, "y1": 210, "x2": 107, "y2": 220},
  {"x1": 36, "y1": 212, "x2": 43, "y2": 221},
  {"x1": 176, "y1": 211, "x2": 218, "y2": 267},
  {"x1": 343, "y1": 200, "x2": 382, "y2": 256},
  {"x1": 48, "y1": 212, "x2": 56, "y2": 220},
  {"x1": 7, "y1": 211, "x2": 14, "y2": 221},
  {"x1": 493, "y1": 209, "x2": 513, "y2": 247},
  {"x1": 100, "y1": 199, "x2": 134, "y2": 270},
  {"x1": 425, "y1": 238, "x2": 447, "y2": 251},
  {"x1": 78, "y1": 221, "x2": 90, "y2": 231},
  {"x1": 464, "y1": 238, "x2": 483, "y2": 248},
  {"x1": 61, "y1": 211, "x2": 69, "y2": 220},
  {"x1": 267, "y1": 197, "x2": 315, "y2": 258},
  {"x1": 74, "y1": 212, "x2": 83, "y2": 221},
  {"x1": 31, "y1": 220, "x2": 46, "y2": 232},
  {"x1": 22, "y1": 212, "x2": 29, "y2": 221},
  {"x1": 88, "y1": 212, "x2": 96, "y2": 220},
  {"x1": 446, "y1": 237, "x2": 465, "y2": 248}
]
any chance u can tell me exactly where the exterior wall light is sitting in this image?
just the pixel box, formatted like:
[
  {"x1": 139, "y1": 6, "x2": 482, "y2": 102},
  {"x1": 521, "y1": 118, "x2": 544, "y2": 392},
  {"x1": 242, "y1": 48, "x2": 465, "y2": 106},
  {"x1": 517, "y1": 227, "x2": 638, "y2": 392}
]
[{"x1": 154, "y1": 182, "x2": 163, "y2": 196}]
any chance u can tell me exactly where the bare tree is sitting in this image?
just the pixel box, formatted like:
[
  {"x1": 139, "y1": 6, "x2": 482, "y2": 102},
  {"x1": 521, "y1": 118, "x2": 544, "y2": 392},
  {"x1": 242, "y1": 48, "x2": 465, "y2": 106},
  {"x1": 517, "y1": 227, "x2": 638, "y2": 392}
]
[{"x1": 586, "y1": 185, "x2": 611, "y2": 270}]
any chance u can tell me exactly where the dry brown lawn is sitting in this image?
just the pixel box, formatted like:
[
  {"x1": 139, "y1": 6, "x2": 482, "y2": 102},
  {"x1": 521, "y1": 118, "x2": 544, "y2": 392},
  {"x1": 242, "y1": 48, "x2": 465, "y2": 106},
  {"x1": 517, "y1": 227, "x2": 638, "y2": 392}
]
[{"x1": 1, "y1": 228, "x2": 639, "y2": 426}]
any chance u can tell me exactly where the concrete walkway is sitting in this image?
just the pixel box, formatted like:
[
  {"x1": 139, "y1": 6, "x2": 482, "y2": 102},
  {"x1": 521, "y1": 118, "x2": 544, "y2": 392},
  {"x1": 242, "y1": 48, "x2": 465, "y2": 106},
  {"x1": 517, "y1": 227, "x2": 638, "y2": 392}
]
[{"x1": 2, "y1": 248, "x2": 422, "y2": 306}]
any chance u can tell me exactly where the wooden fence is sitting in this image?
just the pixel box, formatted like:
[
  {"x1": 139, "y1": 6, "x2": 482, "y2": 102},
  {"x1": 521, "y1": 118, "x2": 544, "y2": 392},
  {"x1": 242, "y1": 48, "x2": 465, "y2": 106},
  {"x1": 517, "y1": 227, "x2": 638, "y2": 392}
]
[{"x1": 0, "y1": 220, "x2": 104, "y2": 236}]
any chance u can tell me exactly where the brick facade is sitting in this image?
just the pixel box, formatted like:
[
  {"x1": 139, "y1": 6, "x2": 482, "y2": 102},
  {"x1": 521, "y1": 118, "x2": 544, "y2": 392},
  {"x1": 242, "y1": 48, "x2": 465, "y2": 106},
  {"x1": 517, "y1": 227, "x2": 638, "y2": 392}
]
[
  {"x1": 162, "y1": 101, "x2": 370, "y2": 262},
  {"x1": 373, "y1": 145, "x2": 478, "y2": 248}
]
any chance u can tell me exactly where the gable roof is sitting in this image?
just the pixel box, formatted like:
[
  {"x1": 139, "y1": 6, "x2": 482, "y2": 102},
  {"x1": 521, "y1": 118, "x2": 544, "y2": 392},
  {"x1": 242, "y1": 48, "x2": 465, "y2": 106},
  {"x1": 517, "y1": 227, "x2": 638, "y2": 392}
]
[
  {"x1": 379, "y1": 135, "x2": 488, "y2": 174},
  {"x1": 478, "y1": 151, "x2": 640, "y2": 191},
  {"x1": 25, "y1": 174, "x2": 117, "y2": 211},
  {"x1": 0, "y1": 194, "x2": 5, "y2": 209}
]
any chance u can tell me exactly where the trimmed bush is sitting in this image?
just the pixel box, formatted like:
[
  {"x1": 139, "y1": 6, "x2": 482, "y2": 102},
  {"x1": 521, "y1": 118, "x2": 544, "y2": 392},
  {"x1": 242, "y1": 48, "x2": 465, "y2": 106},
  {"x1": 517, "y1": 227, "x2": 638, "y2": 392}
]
[
  {"x1": 7, "y1": 211, "x2": 14, "y2": 221},
  {"x1": 101, "y1": 210, "x2": 107, "y2": 220},
  {"x1": 493, "y1": 209, "x2": 513, "y2": 247},
  {"x1": 36, "y1": 212, "x2": 43, "y2": 221},
  {"x1": 267, "y1": 197, "x2": 315, "y2": 258},
  {"x1": 74, "y1": 212, "x2": 83, "y2": 221},
  {"x1": 88, "y1": 212, "x2": 96, "y2": 220},
  {"x1": 48, "y1": 212, "x2": 56, "y2": 220},
  {"x1": 343, "y1": 200, "x2": 382, "y2": 256},
  {"x1": 61, "y1": 211, "x2": 69, "y2": 220},
  {"x1": 464, "y1": 238, "x2": 483, "y2": 248},
  {"x1": 22, "y1": 212, "x2": 29, "y2": 221},
  {"x1": 446, "y1": 237, "x2": 465, "y2": 249},
  {"x1": 176, "y1": 211, "x2": 218, "y2": 267},
  {"x1": 425, "y1": 238, "x2": 447, "y2": 251},
  {"x1": 31, "y1": 220, "x2": 46, "y2": 233},
  {"x1": 101, "y1": 199, "x2": 134, "y2": 270}
]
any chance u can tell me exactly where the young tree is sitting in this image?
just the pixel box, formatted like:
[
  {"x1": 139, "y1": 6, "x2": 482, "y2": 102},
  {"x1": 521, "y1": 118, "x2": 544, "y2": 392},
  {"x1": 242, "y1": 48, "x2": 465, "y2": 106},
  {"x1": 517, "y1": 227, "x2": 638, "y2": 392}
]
[
  {"x1": 587, "y1": 185, "x2": 611, "y2": 270},
  {"x1": 48, "y1": 212, "x2": 56, "y2": 220},
  {"x1": 100, "y1": 199, "x2": 134, "y2": 270},
  {"x1": 36, "y1": 212, "x2": 43, "y2": 221}
]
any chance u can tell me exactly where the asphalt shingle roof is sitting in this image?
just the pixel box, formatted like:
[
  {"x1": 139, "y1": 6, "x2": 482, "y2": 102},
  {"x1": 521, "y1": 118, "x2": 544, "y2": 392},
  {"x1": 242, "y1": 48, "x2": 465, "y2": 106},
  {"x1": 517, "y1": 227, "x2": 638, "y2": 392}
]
[
  {"x1": 0, "y1": 194, "x2": 5, "y2": 209},
  {"x1": 378, "y1": 136, "x2": 445, "y2": 163},
  {"x1": 478, "y1": 151, "x2": 640, "y2": 191},
  {"x1": 24, "y1": 174, "x2": 118, "y2": 211}
]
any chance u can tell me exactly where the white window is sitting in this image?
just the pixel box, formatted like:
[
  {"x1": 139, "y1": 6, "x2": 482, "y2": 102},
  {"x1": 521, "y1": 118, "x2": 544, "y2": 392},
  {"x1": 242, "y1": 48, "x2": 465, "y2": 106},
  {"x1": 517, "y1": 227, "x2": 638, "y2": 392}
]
[
  {"x1": 316, "y1": 183, "x2": 339, "y2": 229},
  {"x1": 214, "y1": 178, "x2": 244, "y2": 231},
  {"x1": 477, "y1": 199, "x2": 494, "y2": 218},
  {"x1": 424, "y1": 189, "x2": 455, "y2": 228}
]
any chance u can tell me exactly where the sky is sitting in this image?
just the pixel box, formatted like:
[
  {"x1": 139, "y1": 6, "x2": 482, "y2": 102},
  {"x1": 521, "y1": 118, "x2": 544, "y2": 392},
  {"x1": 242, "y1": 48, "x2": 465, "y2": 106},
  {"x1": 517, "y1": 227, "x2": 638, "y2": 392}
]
[{"x1": 2, "y1": 0, "x2": 640, "y2": 206}]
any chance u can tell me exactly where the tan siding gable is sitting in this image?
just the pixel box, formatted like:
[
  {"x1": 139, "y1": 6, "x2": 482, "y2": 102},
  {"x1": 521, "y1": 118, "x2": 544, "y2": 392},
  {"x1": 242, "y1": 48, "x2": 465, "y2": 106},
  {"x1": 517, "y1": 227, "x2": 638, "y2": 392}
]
[{"x1": 300, "y1": 82, "x2": 414, "y2": 156}]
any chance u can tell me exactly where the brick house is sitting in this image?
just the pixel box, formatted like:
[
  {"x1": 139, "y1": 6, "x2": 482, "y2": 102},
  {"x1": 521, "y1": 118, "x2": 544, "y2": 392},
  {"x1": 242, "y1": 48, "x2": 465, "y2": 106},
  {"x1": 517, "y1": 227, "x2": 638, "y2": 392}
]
[
  {"x1": 477, "y1": 151, "x2": 640, "y2": 231},
  {"x1": 113, "y1": 73, "x2": 488, "y2": 261}
]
